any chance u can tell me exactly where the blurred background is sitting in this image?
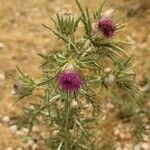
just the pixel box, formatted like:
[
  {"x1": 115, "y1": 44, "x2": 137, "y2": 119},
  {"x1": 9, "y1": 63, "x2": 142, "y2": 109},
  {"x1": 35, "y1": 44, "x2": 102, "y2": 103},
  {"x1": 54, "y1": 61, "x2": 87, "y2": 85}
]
[{"x1": 0, "y1": 0, "x2": 150, "y2": 149}]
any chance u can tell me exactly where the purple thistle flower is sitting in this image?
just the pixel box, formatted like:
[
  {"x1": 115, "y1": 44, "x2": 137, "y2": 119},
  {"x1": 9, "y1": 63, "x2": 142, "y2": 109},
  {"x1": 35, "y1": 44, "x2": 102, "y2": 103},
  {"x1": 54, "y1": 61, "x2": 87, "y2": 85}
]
[
  {"x1": 58, "y1": 70, "x2": 82, "y2": 92},
  {"x1": 98, "y1": 18, "x2": 116, "y2": 38}
]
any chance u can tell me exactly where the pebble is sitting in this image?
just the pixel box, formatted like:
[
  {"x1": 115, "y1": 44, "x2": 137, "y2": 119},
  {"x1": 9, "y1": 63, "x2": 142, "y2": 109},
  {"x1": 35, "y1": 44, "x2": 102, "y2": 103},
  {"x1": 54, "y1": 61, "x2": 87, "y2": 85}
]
[
  {"x1": 72, "y1": 100, "x2": 78, "y2": 108},
  {"x1": 119, "y1": 132, "x2": 126, "y2": 139},
  {"x1": 123, "y1": 148, "x2": 130, "y2": 150},
  {"x1": 40, "y1": 132, "x2": 47, "y2": 138},
  {"x1": 114, "y1": 128, "x2": 120, "y2": 136},
  {"x1": 140, "y1": 142, "x2": 150, "y2": 149},
  {"x1": 116, "y1": 144, "x2": 132, "y2": 150},
  {"x1": 106, "y1": 103, "x2": 114, "y2": 109},
  {"x1": 11, "y1": 89, "x2": 16, "y2": 95},
  {"x1": 5, "y1": 147, "x2": 13, "y2": 150},
  {"x1": 32, "y1": 144, "x2": 38, "y2": 150},
  {"x1": 29, "y1": 106, "x2": 35, "y2": 110},
  {"x1": 104, "y1": 8, "x2": 114, "y2": 17},
  {"x1": 119, "y1": 132, "x2": 132, "y2": 140},
  {"x1": 145, "y1": 125, "x2": 150, "y2": 130},
  {"x1": 10, "y1": 125, "x2": 18, "y2": 133},
  {"x1": 83, "y1": 103, "x2": 92, "y2": 109},
  {"x1": 104, "y1": 74, "x2": 116, "y2": 85},
  {"x1": 16, "y1": 148, "x2": 23, "y2": 150},
  {"x1": 21, "y1": 127, "x2": 29, "y2": 133},
  {"x1": 0, "y1": 42, "x2": 4, "y2": 49},
  {"x1": 0, "y1": 72, "x2": 6, "y2": 81},
  {"x1": 52, "y1": 130, "x2": 59, "y2": 137},
  {"x1": 32, "y1": 126, "x2": 39, "y2": 132},
  {"x1": 116, "y1": 147, "x2": 122, "y2": 150},
  {"x1": 16, "y1": 130, "x2": 24, "y2": 136},
  {"x1": 26, "y1": 139, "x2": 35, "y2": 147},
  {"x1": 143, "y1": 135, "x2": 149, "y2": 142},
  {"x1": 133, "y1": 144, "x2": 140, "y2": 150},
  {"x1": 2, "y1": 116, "x2": 10, "y2": 122},
  {"x1": 104, "y1": 67, "x2": 112, "y2": 73}
]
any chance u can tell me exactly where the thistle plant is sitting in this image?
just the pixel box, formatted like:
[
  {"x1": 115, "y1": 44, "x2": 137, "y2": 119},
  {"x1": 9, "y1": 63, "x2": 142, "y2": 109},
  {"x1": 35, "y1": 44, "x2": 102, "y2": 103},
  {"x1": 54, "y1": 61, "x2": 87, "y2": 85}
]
[{"x1": 14, "y1": 0, "x2": 138, "y2": 149}]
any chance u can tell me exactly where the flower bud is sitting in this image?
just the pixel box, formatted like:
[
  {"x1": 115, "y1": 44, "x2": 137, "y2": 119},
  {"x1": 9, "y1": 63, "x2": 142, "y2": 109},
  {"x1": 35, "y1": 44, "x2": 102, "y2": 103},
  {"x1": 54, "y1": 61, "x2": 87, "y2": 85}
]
[
  {"x1": 97, "y1": 17, "x2": 116, "y2": 38},
  {"x1": 58, "y1": 66, "x2": 82, "y2": 92},
  {"x1": 13, "y1": 80, "x2": 26, "y2": 95}
]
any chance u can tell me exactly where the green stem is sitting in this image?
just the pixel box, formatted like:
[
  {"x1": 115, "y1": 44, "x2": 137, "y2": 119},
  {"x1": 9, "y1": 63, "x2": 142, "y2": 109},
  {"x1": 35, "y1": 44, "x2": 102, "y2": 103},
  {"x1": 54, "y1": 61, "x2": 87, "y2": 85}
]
[{"x1": 64, "y1": 92, "x2": 71, "y2": 150}]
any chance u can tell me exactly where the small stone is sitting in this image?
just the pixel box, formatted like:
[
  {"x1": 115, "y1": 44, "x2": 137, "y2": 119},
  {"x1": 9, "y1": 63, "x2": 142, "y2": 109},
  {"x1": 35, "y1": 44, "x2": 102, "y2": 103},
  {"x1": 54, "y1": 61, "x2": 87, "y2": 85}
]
[
  {"x1": 16, "y1": 148, "x2": 23, "y2": 150},
  {"x1": 0, "y1": 72, "x2": 5, "y2": 80},
  {"x1": 40, "y1": 132, "x2": 47, "y2": 138},
  {"x1": 119, "y1": 132, "x2": 126, "y2": 139},
  {"x1": 114, "y1": 129, "x2": 119, "y2": 136},
  {"x1": 21, "y1": 127, "x2": 29, "y2": 133},
  {"x1": 104, "y1": 74, "x2": 116, "y2": 85},
  {"x1": 143, "y1": 135, "x2": 149, "y2": 142},
  {"x1": 52, "y1": 130, "x2": 59, "y2": 137},
  {"x1": 104, "y1": 8, "x2": 114, "y2": 16},
  {"x1": 42, "y1": 111, "x2": 49, "y2": 116},
  {"x1": 32, "y1": 144, "x2": 38, "y2": 150},
  {"x1": 11, "y1": 89, "x2": 16, "y2": 95},
  {"x1": 123, "y1": 147, "x2": 130, "y2": 150},
  {"x1": 0, "y1": 42, "x2": 4, "y2": 49},
  {"x1": 116, "y1": 142, "x2": 121, "y2": 147},
  {"x1": 25, "y1": 139, "x2": 35, "y2": 147},
  {"x1": 83, "y1": 103, "x2": 92, "y2": 109},
  {"x1": 145, "y1": 125, "x2": 150, "y2": 130},
  {"x1": 140, "y1": 142, "x2": 150, "y2": 149},
  {"x1": 116, "y1": 147, "x2": 122, "y2": 150},
  {"x1": 2, "y1": 116, "x2": 10, "y2": 122},
  {"x1": 72, "y1": 100, "x2": 78, "y2": 107},
  {"x1": 133, "y1": 144, "x2": 140, "y2": 150},
  {"x1": 125, "y1": 143, "x2": 132, "y2": 149},
  {"x1": 10, "y1": 125, "x2": 18, "y2": 133},
  {"x1": 32, "y1": 126, "x2": 39, "y2": 132},
  {"x1": 29, "y1": 106, "x2": 35, "y2": 110},
  {"x1": 16, "y1": 130, "x2": 24, "y2": 136},
  {"x1": 119, "y1": 132, "x2": 132, "y2": 140},
  {"x1": 106, "y1": 103, "x2": 114, "y2": 109},
  {"x1": 104, "y1": 67, "x2": 112, "y2": 73},
  {"x1": 5, "y1": 147, "x2": 13, "y2": 150},
  {"x1": 126, "y1": 132, "x2": 132, "y2": 140}
]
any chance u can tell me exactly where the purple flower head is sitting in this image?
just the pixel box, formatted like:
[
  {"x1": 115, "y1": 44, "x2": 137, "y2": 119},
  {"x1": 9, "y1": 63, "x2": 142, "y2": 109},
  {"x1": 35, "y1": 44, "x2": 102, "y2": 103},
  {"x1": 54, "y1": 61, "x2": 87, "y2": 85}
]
[
  {"x1": 58, "y1": 69, "x2": 82, "y2": 92},
  {"x1": 98, "y1": 18, "x2": 116, "y2": 38}
]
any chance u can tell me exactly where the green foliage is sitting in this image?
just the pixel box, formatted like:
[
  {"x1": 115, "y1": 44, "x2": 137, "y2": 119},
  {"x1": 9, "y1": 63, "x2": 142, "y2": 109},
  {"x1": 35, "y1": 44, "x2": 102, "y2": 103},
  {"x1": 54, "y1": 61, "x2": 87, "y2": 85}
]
[
  {"x1": 117, "y1": 99, "x2": 137, "y2": 119},
  {"x1": 101, "y1": 141, "x2": 115, "y2": 150},
  {"x1": 14, "y1": 0, "x2": 138, "y2": 149},
  {"x1": 13, "y1": 67, "x2": 36, "y2": 103},
  {"x1": 52, "y1": 13, "x2": 81, "y2": 37}
]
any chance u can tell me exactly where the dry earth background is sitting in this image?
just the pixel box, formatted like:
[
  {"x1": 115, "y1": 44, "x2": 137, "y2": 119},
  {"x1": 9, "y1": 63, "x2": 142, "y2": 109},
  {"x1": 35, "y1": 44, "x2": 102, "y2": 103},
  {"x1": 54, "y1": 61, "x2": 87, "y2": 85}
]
[{"x1": 0, "y1": 0, "x2": 150, "y2": 150}]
